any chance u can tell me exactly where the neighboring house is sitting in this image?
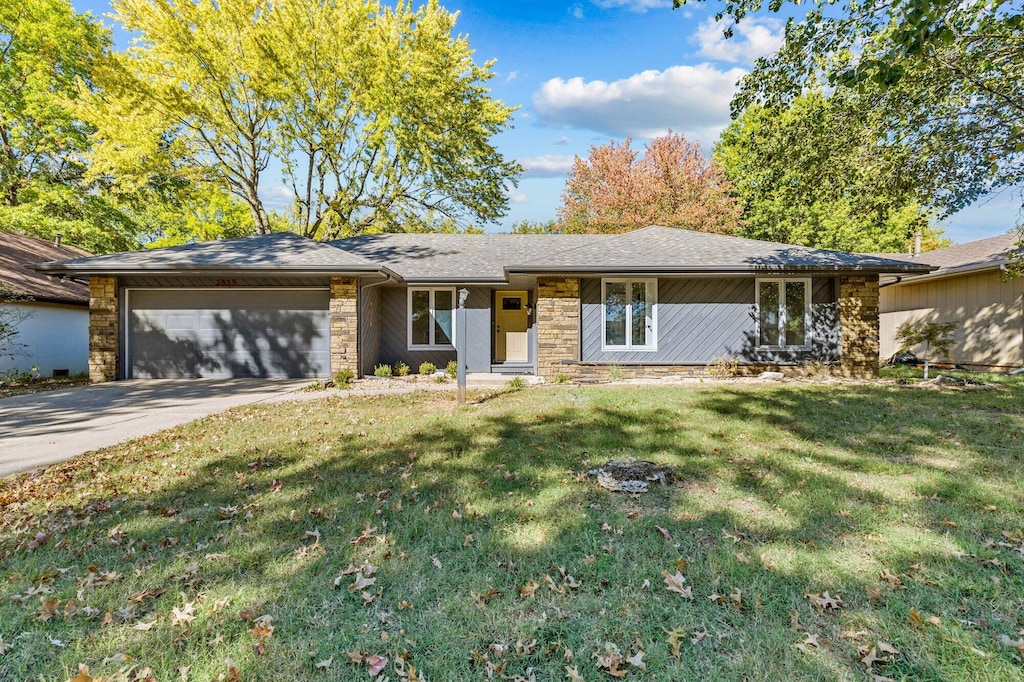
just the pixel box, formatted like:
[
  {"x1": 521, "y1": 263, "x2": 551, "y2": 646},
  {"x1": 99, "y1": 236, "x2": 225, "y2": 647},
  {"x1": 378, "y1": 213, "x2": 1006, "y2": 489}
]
[
  {"x1": 879, "y1": 232, "x2": 1024, "y2": 370},
  {"x1": 31, "y1": 226, "x2": 929, "y2": 382},
  {"x1": 1, "y1": 231, "x2": 91, "y2": 378}
]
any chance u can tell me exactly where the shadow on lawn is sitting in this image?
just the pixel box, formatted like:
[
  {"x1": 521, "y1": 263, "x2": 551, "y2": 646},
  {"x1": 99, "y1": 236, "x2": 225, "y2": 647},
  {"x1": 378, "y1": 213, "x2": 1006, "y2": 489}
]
[{"x1": 3, "y1": 384, "x2": 1023, "y2": 679}]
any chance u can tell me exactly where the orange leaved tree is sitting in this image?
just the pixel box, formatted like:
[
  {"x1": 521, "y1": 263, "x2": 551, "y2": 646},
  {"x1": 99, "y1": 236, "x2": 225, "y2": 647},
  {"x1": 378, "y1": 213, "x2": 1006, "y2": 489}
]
[{"x1": 557, "y1": 130, "x2": 741, "y2": 234}]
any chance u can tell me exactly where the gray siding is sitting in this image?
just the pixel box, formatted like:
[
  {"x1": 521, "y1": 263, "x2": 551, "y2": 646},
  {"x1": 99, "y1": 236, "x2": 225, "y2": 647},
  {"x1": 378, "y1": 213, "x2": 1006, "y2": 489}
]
[
  {"x1": 376, "y1": 285, "x2": 495, "y2": 373},
  {"x1": 359, "y1": 284, "x2": 382, "y2": 377},
  {"x1": 581, "y1": 277, "x2": 838, "y2": 365}
]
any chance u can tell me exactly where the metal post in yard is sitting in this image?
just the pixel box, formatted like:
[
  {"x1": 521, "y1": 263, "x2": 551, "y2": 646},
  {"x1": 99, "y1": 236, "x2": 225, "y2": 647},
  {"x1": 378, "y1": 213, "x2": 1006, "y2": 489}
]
[{"x1": 457, "y1": 288, "x2": 469, "y2": 405}]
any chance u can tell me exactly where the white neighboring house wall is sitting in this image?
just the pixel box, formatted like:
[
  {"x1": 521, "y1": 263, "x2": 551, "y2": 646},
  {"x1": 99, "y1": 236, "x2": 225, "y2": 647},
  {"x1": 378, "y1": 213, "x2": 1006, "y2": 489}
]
[{"x1": 0, "y1": 301, "x2": 89, "y2": 377}]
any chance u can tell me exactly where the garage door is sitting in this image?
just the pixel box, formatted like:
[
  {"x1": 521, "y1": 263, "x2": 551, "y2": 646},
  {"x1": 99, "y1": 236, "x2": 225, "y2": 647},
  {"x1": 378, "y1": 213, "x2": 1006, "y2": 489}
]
[{"x1": 126, "y1": 289, "x2": 331, "y2": 379}]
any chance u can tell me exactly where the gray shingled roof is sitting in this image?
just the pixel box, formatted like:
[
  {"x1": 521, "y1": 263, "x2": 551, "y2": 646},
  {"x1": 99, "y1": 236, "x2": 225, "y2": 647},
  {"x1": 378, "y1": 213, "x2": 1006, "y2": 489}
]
[
  {"x1": 505, "y1": 226, "x2": 933, "y2": 275},
  {"x1": 899, "y1": 232, "x2": 1022, "y2": 280},
  {"x1": 329, "y1": 233, "x2": 609, "y2": 282},
  {"x1": 32, "y1": 231, "x2": 383, "y2": 276},
  {"x1": 30, "y1": 226, "x2": 935, "y2": 282},
  {"x1": 1, "y1": 231, "x2": 90, "y2": 305}
]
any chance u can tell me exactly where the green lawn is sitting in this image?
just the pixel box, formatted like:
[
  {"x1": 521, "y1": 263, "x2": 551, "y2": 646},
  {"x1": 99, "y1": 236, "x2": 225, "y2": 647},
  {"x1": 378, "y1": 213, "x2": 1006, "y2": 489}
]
[{"x1": 2, "y1": 379, "x2": 1023, "y2": 681}]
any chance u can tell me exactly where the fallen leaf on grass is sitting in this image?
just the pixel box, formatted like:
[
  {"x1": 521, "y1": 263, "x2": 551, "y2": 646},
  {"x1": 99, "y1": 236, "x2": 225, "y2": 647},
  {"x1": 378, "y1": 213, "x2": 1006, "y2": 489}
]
[
  {"x1": 250, "y1": 614, "x2": 274, "y2": 639},
  {"x1": 806, "y1": 591, "x2": 843, "y2": 611},
  {"x1": 67, "y1": 664, "x2": 92, "y2": 682},
  {"x1": 664, "y1": 627, "x2": 685, "y2": 660},
  {"x1": 315, "y1": 657, "x2": 333, "y2": 670},
  {"x1": 366, "y1": 654, "x2": 388, "y2": 677},
  {"x1": 566, "y1": 666, "x2": 586, "y2": 682},
  {"x1": 655, "y1": 526, "x2": 672, "y2": 541},
  {"x1": 132, "y1": 620, "x2": 156, "y2": 631},
  {"x1": 349, "y1": 571, "x2": 377, "y2": 592},
  {"x1": 661, "y1": 570, "x2": 689, "y2": 596},
  {"x1": 431, "y1": 556, "x2": 443, "y2": 570},
  {"x1": 594, "y1": 644, "x2": 627, "y2": 678},
  {"x1": 627, "y1": 650, "x2": 646, "y2": 669},
  {"x1": 170, "y1": 602, "x2": 196, "y2": 627},
  {"x1": 794, "y1": 633, "x2": 820, "y2": 653},
  {"x1": 520, "y1": 580, "x2": 540, "y2": 598}
]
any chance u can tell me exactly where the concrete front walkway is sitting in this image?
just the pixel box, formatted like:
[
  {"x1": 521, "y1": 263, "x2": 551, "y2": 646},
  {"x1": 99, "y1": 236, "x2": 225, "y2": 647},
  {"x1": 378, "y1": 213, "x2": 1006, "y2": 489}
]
[{"x1": 0, "y1": 380, "x2": 307, "y2": 478}]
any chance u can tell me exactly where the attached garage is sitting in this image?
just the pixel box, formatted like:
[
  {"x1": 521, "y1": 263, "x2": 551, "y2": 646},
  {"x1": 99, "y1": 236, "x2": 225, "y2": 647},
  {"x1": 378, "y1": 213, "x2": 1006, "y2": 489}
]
[{"x1": 126, "y1": 288, "x2": 331, "y2": 379}]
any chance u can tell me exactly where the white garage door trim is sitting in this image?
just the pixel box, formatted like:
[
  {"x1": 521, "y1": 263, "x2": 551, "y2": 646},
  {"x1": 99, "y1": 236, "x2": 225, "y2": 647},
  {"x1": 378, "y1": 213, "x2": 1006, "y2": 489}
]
[{"x1": 124, "y1": 287, "x2": 331, "y2": 379}]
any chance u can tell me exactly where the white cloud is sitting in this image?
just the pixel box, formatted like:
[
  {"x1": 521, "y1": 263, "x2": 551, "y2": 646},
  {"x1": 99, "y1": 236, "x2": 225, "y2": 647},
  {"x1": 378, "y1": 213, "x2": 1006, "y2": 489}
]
[
  {"x1": 553, "y1": 136, "x2": 571, "y2": 146},
  {"x1": 258, "y1": 184, "x2": 293, "y2": 208},
  {"x1": 520, "y1": 154, "x2": 577, "y2": 178},
  {"x1": 532, "y1": 64, "x2": 745, "y2": 145},
  {"x1": 505, "y1": 70, "x2": 519, "y2": 84},
  {"x1": 506, "y1": 188, "x2": 529, "y2": 204},
  {"x1": 694, "y1": 17, "x2": 784, "y2": 64},
  {"x1": 592, "y1": 0, "x2": 672, "y2": 10},
  {"x1": 571, "y1": 4, "x2": 584, "y2": 19}
]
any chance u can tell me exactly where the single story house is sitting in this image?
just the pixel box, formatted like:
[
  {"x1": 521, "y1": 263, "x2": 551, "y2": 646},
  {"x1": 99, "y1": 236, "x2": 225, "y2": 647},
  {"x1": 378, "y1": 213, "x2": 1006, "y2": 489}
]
[
  {"x1": 30, "y1": 226, "x2": 931, "y2": 382},
  {"x1": 879, "y1": 232, "x2": 1024, "y2": 370},
  {"x1": 1, "y1": 231, "x2": 91, "y2": 378}
]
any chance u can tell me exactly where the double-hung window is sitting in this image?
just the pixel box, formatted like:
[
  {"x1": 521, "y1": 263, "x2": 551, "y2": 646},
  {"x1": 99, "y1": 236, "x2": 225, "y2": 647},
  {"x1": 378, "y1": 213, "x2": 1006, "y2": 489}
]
[
  {"x1": 408, "y1": 288, "x2": 455, "y2": 349},
  {"x1": 602, "y1": 278, "x2": 657, "y2": 350},
  {"x1": 756, "y1": 278, "x2": 810, "y2": 348}
]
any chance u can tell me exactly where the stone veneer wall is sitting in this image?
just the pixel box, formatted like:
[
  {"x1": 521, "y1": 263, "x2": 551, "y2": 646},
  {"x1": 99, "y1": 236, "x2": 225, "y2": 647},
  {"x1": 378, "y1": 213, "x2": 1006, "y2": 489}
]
[
  {"x1": 89, "y1": 276, "x2": 119, "y2": 383},
  {"x1": 536, "y1": 277, "x2": 580, "y2": 379},
  {"x1": 330, "y1": 277, "x2": 359, "y2": 376},
  {"x1": 839, "y1": 275, "x2": 880, "y2": 378}
]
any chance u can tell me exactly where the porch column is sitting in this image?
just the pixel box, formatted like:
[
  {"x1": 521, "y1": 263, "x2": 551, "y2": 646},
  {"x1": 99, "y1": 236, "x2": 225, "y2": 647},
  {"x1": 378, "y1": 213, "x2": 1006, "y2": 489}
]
[
  {"x1": 839, "y1": 275, "x2": 880, "y2": 379},
  {"x1": 536, "y1": 277, "x2": 580, "y2": 379},
  {"x1": 330, "y1": 277, "x2": 359, "y2": 377},
  {"x1": 89, "y1": 276, "x2": 119, "y2": 383}
]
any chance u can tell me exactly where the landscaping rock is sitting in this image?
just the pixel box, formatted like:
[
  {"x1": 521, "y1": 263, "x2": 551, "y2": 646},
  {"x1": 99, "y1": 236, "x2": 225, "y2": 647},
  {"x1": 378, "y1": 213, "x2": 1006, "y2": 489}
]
[
  {"x1": 587, "y1": 458, "x2": 674, "y2": 493},
  {"x1": 759, "y1": 371, "x2": 785, "y2": 380}
]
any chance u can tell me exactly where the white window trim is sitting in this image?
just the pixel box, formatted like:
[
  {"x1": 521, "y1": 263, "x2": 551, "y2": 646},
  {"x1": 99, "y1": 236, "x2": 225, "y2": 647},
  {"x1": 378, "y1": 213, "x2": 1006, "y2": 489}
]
[
  {"x1": 755, "y1": 278, "x2": 812, "y2": 349},
  {"x1": 601, "y1": 278, "x2": 658, "y2": 352},
  {"x1": 407, "y1": 287, "x2": 456, "y2": 350}
]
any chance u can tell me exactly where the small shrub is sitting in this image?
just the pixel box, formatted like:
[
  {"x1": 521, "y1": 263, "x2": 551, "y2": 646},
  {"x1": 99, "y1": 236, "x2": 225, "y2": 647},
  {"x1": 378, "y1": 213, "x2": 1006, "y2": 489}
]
[
  {"x1": 374, "y1": 364, "x2": 393, "y2": 378},
  {"x1": 707, "y1": 354, "x2": 739, "y2": 378},
  {"x1": 394, "y1": 361, "x2": 410, "y2": 377},
  {"x1": 433, "y1": 374, "x2": 449, "y2": 383},
  {"x1": 446, "y1": 360, "x2": 458, "y2": 379},
  {"x1": 418, "y1": 362, "x2": 437, "y2": 376},
  {"x1": 607, "y1": 364, "x2": 623, "y2": 381},
  {"x1": 554, "y1": 373, "x2": 571, "y2": 384},
  {"x1": 334, "y1": 368, "x2": 355, "y2": 386},
  {"x1": 896, "y1": 320, "x2": 958, "y2": 380},
  {"x1": 507, "y1": 376, "x2": 525, "y2": 390},
  {"x1": 301, "y1": 379, "x2": 328, "y2": 392}
]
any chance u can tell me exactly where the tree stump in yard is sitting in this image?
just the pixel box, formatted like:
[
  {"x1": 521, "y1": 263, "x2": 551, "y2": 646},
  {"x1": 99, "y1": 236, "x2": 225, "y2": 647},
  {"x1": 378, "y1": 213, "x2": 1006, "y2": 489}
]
[{"x1": 587, "y1": 458, "x2": 674, "y2": 493}]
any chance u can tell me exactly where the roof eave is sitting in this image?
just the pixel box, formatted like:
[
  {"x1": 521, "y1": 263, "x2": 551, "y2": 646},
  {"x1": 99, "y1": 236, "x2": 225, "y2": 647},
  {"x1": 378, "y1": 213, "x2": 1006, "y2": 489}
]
[
  {"x1": 505, "y1": 263, "x2": 936, "y2": 276},
  {"x1": 28, "y1": 263, "x2": 393, "y2": 277},
  {"x1": 883, "y1": 260, "x2": 1005, "y2": 285}
]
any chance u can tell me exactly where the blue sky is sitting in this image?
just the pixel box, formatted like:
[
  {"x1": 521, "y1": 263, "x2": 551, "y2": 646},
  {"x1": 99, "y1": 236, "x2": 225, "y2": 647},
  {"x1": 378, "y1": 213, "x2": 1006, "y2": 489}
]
[{"x1": 73, "y1": 0, "x2": 1019, "y2": 244}]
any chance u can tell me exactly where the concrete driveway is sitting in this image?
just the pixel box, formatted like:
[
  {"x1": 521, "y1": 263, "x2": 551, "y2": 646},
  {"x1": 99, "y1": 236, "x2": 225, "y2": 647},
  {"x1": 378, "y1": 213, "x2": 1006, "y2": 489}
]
[{"x1": 0, "y1": 379, "x2": 307, "y2": 478}]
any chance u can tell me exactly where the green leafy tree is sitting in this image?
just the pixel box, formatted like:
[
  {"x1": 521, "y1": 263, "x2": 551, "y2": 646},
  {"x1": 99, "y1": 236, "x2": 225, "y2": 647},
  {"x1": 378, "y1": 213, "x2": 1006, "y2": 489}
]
[
  {"x1": 896, "y1": 320, "x2": 958, "y2": 379},
  {"x1": 714, "y1": 91, "x2": 949, "y2": 252},
  {"x1": 558, "y1": 131, "x2": 741, "y2": 234},
  {"x1": 85, "y1": 0, "x2": 521, "y2": 239},
  {"x1": 676, "y1": 0, "x2": 1023, "y2": 218},
  {"x1": 0, "y1": 0, "x2": 106, "y2": 206},
  {"x1": 508, "y1": 220, "x2": 559, "y2": 234}
]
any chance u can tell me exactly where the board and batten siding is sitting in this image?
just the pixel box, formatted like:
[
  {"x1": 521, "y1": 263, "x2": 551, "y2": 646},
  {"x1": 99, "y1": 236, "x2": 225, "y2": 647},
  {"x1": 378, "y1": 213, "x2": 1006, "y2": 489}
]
[
  {"x1": 580, "y1": 277, "x2": 839, "y2": 365},
  {"x1": 879, "y1": 270, "x2": 1024, "y2": 368},
  {"x1": 359, "y1": 284, "x2": 383, "y2": 377}
]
